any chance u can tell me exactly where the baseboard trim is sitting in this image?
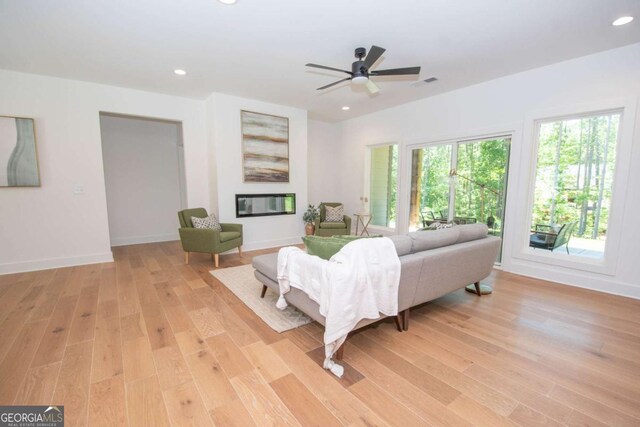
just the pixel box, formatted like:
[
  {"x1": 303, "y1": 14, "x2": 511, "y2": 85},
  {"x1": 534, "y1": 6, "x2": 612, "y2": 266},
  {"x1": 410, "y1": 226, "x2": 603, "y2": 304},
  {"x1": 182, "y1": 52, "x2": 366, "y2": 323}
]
[
  {"x1": 508, "y1": 260, "x2": 640, "y2": 300},
  {"x1": 0, "y1": 252, "x2": 114, "y2": 275},
  {"x1": 111, "y1": 233, "x2": 179, "y2": 247}
]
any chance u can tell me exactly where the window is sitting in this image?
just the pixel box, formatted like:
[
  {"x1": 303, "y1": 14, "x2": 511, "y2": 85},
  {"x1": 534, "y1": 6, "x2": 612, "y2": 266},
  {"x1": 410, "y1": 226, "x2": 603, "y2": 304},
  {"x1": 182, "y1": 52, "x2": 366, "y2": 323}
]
[
  {"x1": 408, "y1": 137, "x2": 510, "y2": 261},
  {"x1": 368, "y1": 144, "x2": 398, "y2": 228},
  {"x1": 529, "y1": 111, "x2": 621, "y2": 259}
]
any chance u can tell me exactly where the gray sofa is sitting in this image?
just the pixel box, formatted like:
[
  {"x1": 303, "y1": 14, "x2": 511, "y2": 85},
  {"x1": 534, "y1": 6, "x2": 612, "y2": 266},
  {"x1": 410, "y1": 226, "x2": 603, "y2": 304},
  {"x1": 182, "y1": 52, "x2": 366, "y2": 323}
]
[{"x1": 252, "y1": 223, "x2": 500, "y2": 358}]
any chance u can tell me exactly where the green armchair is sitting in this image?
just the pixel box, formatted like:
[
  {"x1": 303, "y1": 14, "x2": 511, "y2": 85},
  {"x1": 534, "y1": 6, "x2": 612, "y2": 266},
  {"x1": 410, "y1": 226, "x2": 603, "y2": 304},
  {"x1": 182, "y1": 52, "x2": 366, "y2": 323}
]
[
  {"x1": 314, "y1": 202, "x2": 352, "y2": 237},
  {"x1": 178, "y1": 208, "x2": 243, "y2": 268}
]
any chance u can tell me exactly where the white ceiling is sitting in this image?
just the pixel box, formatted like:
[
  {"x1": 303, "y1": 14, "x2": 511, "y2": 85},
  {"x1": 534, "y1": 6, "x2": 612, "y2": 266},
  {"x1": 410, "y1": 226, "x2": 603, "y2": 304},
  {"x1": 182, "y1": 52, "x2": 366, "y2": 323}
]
[{"x1": 1, "y1": 0, "x2": 639, "y2": 121}]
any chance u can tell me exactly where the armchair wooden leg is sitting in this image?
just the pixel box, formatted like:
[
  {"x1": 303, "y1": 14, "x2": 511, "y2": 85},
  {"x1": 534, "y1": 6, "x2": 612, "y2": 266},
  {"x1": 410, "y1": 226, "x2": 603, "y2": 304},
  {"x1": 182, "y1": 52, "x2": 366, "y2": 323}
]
[
  {"x1": 213, "y1": 253, "x2": 219, "y2": 268},
  {"x1": 185, "y1": 252, "x2": 189, "y2": 265},
  {"x1": 238, "y1": 246, "x2": 243, "y2": 257}
]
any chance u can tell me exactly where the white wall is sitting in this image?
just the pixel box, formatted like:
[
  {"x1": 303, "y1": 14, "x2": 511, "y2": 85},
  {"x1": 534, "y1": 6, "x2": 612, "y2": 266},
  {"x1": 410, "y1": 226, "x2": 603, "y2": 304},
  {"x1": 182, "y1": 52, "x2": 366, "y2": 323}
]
[
  {"x1": 307, "y1": 119, "x2": 341, "y2": 205},
  {"x1": 100, "y1": 114, "x2": 184, "y2": 246},
  {"x1": 0, "y1": 69, "x2": 209, "y2": 274},
  {"x1": 207, "y1": 93, "x2": 308, "y2": 251},
  {"x1": 317, "y1": 43, "x2": 640, "y2": 299}
]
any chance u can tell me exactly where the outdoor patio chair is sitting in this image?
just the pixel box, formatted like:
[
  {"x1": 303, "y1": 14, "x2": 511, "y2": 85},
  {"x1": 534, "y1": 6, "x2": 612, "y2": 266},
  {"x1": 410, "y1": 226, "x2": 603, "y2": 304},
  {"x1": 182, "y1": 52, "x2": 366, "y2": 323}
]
[{"x1": 529, "y1": 221, "x2": 577, "y2": 254}]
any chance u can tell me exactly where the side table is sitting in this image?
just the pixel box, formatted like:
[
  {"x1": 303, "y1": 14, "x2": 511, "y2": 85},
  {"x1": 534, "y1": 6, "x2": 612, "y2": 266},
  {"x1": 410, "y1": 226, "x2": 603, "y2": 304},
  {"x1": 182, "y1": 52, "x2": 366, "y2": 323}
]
[{"x1": 354, "y1": 213, "x2": 372, "y2": 236}]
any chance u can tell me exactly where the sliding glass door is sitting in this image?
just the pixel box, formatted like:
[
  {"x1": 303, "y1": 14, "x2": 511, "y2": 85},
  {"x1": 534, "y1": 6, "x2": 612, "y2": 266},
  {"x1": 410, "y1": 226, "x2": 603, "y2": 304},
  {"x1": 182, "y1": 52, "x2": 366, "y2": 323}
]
[{"x1": 408, "y1": 137, "x2": 511, "y2": 261}]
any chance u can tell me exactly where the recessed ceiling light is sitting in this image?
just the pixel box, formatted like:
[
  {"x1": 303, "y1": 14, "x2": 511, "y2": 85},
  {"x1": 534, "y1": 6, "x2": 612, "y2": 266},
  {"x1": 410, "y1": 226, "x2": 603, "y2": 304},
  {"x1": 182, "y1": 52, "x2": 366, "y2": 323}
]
[
  {"x1": 341, "y1": 106, "x2": 350, "y2": 111},
  {"x1": 218, "y1": 0, "x2": 237, "y2": 4},
  {"x1": 612, "y1": 16, "x2": 634, "y2": 26},
  {"x1": 174, "y1": 69, "x2": 187, "y2": 76}
]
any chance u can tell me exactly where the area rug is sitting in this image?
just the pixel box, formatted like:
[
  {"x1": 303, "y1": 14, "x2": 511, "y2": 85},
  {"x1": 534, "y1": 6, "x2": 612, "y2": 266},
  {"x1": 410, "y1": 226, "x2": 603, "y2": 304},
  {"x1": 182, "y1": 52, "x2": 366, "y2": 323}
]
[{"x1": 210, "y1": 264, "x2": 312, "y2": 333}]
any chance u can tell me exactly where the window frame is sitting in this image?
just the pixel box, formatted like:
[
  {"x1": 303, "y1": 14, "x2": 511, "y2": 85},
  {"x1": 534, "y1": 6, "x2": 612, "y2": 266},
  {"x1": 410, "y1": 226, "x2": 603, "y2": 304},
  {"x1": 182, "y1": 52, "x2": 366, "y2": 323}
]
[
  {"x1": 514, "y1": 98, "x2": 636, "y2": 275},
  {"x1": 364, "y1": 142, "x2": 400, "y2": 232}
]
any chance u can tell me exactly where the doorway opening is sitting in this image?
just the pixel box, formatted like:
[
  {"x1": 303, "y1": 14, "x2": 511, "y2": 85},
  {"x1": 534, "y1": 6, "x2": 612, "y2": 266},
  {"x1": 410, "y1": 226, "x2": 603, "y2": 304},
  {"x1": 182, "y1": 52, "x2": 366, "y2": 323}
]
[{"x1": 99, "y1": 113, "x2": 186, "y2": 247}]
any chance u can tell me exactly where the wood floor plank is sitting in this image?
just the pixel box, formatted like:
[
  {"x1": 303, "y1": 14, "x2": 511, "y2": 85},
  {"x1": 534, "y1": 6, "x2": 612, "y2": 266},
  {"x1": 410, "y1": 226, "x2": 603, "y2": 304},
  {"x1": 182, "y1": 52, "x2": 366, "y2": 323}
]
[
  {"x1": 188, "y1": 307, "x2": 224, "y2": 339},
  {"x1": 67, "y1": 285, "x2": 100, "y2": 344},
  {"x1": 230, "y1": 370, "x2": 301, "y2": 426},
  {"x1": 31, "y1": 295, "x2": 79, "y2": 367},
  {"x1": 153, "y1": 344, "x2": 192, "y2": 391},
  {"x1": 163, "y1": 381, "x2": 213, "y2": 427},
  {"x1": 185, "y1": 349, "x2": 238, "y2": 410},
  {"x1": 350, "y1": 332, "x2": 460, "y2": 405},
  {"x1": 122, "y1": 336, "x2": 156, "y2": 383},
  {"x1": 136, "y1": 279, "x2": 177, "y2": 349},
  {"x1": 549, "y1": 384, "x2": 640, "y2": 426},
  {"x1": 209, "y1": 400, "x2": 257, "y2": 427},
  {"x1": 14, "y1": 362, "x2": 61, "y2": 405},
  {"x1": 206, "y1": 332, "x2": 253, "y2": 378},
  {"x1": 0, "y1": 284, "x2": 45, "y2": 362},
  {"x1": 91, "y1": 301, "x2": 123, "y2": 383},
  {"x1": 52, "y1": 340, "x2": 93, "y2": 427},
  {"x1": 271, "y1": 373, "x2": 342, "y2": 427},
  {"x1": 0, "y1": 319, "x2": 48, "y2": 403},
  {"x1": 344, "y1": 342, "x2": 472, "y2": 427},
  {"x1": 241, "y1": 340, "x2": 291, "y2": 383},
  {"x1": 88, "y1": 375, "x2": 128, "y2": 427},
  {"x1": 126, "y1": 376, "x2": 170, "y2": 427},
  {"x1": 175, "y1": 328, "x2": 208, "y2": 356},
  {"x1": 349, "y1": 377, "x2": 427, "y2": 426},
  {"x1": 271, "y1": 339, "x2": 389, "y2": 427}
]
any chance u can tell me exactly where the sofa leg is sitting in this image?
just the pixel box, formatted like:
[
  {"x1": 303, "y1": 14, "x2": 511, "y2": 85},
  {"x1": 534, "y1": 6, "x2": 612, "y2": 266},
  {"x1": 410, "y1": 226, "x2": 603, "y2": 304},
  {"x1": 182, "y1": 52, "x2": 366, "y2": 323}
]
[
  {"x1": 335, "y1": 343, "x2": 344, "y2": 361},
  {"x1": 474, "y1": 281, "x2": 482, "y2": 296},
  {"x1": 238, "y1": 246, "x2": 243, "y2": 257},
  {"x1": 260, "y1": 285, "x2": 267, "y2": 298},
  {"x1": 185, "y1": 252, "x2": 189, "y2": 265},
  {"x1": 213, "y1": 253, "x2": 219, "y2": 268},
  {"x1": 394, "y1": 313, "x2": 403, "y2": 332},
  {"x1": 402, "y1": 308, "x2": 410, "y2": 331}
]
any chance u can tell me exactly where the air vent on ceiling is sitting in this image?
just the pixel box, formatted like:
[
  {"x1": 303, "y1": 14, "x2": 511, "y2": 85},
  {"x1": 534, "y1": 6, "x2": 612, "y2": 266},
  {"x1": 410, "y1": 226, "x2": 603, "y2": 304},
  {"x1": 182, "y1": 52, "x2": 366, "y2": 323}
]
[{"x1": 423, "y1": 77, "x2": 438, "y2": 83}]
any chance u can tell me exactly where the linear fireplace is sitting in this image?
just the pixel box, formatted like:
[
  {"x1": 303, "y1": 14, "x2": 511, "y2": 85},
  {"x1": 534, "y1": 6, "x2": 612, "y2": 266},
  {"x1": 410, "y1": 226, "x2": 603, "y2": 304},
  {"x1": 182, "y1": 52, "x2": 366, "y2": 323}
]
[{"x1": 235, "y1": 193, "x2": 296, "y2": 218}]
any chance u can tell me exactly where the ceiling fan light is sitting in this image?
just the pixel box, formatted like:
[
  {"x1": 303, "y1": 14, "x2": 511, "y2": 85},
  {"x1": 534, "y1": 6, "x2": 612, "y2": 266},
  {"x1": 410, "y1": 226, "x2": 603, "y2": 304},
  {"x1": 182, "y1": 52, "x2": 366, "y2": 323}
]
[{"x1": 352, "y1": 76, "x2": 368, "y2": 85}]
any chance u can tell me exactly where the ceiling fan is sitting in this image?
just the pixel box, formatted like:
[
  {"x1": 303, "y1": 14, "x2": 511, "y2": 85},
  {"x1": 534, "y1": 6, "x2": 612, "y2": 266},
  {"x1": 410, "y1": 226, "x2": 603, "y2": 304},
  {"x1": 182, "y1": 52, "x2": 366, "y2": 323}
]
[{"x1": 306, "y1": 45, "x2": 421, "y2": 94}]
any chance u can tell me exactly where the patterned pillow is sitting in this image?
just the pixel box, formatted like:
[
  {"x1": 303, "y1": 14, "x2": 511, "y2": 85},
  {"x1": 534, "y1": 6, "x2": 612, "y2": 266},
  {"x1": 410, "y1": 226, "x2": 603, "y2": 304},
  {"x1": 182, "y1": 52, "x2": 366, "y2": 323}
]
[
  {"x1": 428, "y1": 221, "x2": 454, "y2": 230},
  {"x1": 324, "y1": 204, "x2": 344, "y2": 222},
  {"x1": 191, "y1": 214, "x2": 222, "y2": 231}
]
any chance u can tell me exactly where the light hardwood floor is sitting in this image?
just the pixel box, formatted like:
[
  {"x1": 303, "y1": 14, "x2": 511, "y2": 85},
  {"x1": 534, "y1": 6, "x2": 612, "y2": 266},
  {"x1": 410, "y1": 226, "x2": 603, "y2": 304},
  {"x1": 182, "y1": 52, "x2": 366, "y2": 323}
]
[{"x1": 1, "y1": 241, "x2": 639, "y2": 426}]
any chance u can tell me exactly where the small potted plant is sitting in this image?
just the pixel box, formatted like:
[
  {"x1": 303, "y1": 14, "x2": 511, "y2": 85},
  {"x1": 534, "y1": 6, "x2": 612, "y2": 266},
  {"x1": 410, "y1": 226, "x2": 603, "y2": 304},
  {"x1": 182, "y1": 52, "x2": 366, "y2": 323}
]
[{"x1": 303, "y1": 204, "x2": 319, "y2": 235}]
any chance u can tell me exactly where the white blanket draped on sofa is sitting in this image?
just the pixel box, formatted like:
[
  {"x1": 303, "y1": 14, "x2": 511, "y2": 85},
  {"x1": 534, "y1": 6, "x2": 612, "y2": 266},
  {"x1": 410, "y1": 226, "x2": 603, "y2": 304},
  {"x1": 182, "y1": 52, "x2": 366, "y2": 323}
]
[{"x1": 276, "y1": 237, "x2": 401, "y2": 377}]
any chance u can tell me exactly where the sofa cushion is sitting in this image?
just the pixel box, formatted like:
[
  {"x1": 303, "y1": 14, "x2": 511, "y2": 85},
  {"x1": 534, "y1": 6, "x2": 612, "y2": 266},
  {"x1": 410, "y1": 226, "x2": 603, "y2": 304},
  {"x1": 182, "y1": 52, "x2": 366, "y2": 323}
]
[
  {"x1": 388, "y1": 235, "x2": 412, "y2": 256},
  {"x1": 319, "y1": 221, "x2": 347, "y2": 229},
  {"x1": 455, "y1": 223, "x2": 489, "y2": 244},
  {"x1": 409, "y1": 227, "x2": 460, "y2": 252},
  {"x1": 252, "y1": 252, "x2": 278, "y2": 281},
  {"x1": 302, "y1": 235, "x2": 348, "y2": 260}
]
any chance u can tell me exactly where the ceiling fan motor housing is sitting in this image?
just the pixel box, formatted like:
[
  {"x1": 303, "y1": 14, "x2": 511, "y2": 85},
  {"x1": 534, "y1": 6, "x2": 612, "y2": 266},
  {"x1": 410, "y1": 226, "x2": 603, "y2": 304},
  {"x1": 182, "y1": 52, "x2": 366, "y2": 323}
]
[{"x1": 351, "y1": 60, "x2": 368, "y2": 78}]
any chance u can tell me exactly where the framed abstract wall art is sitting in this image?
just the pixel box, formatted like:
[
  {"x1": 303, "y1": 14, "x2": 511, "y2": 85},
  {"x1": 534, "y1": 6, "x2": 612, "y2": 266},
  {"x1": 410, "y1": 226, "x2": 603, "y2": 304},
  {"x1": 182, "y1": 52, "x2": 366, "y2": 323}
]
[
  {"x1": 241, "y1": 110, "x2": 289, "y2": 183},
  {"x1": 0, "y1": 116, "x2": 41, "y2": 187}
]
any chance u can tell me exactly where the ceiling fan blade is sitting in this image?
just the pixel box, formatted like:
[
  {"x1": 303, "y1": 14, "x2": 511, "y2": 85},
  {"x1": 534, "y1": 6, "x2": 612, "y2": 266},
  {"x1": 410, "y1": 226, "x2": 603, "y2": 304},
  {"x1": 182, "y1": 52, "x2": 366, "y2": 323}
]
[
  {"x1": 306, "y1": 63, "x2": 352, "y2": 75},
  {"x1": 316, "y1": 77, "x2": 351, "y2": 90},
  {"x1": 362, "y1": 45, "x2": 386, "y2": 70},
  {"x1": 371, "y1": 66, "x2": 421, "y2": 76},
  {"x1": 365, "y1": 79, "x2": 379, "y2": 94}
]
